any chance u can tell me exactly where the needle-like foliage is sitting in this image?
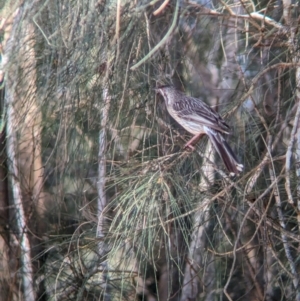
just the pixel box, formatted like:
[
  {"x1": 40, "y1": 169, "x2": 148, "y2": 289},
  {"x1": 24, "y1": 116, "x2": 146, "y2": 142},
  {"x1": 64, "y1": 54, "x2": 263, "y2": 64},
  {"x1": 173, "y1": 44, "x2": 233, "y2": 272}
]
[{"x1": 1, "y1": 0, "x2": 300, "y2": 300}]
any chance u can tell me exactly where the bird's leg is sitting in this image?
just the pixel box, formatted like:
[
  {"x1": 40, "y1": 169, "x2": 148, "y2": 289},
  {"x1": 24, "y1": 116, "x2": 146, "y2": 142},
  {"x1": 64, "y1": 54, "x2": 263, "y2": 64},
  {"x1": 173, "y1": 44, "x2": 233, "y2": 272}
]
[{"x1": 184, "y1": 133, "x2": 204, "y2": 150}]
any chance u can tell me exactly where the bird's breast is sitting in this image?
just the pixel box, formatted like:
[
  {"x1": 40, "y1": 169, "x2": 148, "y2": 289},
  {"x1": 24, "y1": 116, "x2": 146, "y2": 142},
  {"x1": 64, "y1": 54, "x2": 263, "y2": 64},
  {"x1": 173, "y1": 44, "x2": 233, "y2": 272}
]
[{"x1": 166, "y1": 106, "x2": 205, "y2": 135}]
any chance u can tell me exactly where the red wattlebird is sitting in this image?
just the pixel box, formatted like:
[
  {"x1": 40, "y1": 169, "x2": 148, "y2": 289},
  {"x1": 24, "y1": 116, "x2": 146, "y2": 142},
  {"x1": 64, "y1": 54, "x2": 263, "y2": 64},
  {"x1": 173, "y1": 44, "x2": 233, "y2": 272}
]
[{"x1": 155, "y1": 86, "x2": 243, "y2": 175}]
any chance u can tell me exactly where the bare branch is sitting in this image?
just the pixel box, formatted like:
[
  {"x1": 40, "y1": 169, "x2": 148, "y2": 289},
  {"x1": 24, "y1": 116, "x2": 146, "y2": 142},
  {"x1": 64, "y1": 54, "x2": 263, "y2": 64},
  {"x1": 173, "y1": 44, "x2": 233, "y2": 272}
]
[{"x1": 130, "y1": 0, "x2": 179, "y2": 70}]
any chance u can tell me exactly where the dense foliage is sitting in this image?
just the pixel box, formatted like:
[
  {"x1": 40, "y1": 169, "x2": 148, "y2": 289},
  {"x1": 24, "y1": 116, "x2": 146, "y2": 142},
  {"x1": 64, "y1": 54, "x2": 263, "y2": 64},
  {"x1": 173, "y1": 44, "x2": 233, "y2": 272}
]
[{"x1": 1, "y1": 0, "x2": 300, "y2": 300}]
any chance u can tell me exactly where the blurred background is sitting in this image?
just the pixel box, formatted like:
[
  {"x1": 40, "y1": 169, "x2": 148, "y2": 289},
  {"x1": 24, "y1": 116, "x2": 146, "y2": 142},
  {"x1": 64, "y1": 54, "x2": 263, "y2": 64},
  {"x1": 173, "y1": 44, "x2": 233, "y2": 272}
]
[{"x1": 0, "y1": 0, "x2": 300, "y2": 300}]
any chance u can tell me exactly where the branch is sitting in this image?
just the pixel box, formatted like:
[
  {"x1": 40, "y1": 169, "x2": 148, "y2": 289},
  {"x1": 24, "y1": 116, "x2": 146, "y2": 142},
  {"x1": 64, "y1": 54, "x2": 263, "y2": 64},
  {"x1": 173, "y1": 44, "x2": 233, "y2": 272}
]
[
  {"x1": 269, "y1": 163, "x2": 299, "y2": 292},
  {"x1": 130, "y1": 0, "x2": 179, "y2": 70},
  {"x1": 285, "y1": 102, "x2": 300, "y2": 207}
]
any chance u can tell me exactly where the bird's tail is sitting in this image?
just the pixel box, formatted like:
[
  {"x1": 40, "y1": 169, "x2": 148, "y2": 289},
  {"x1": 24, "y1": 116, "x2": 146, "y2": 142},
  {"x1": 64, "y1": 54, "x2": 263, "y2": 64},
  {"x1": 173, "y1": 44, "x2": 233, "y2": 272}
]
[{"x1": 206, "y1": 130, "x2": 243, "y2": 175}]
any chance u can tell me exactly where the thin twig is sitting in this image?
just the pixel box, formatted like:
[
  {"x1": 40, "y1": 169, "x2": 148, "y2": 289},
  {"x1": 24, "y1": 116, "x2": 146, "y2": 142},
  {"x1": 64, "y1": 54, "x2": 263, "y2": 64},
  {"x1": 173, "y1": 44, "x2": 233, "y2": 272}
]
[
  {"x1": 269, "y1": 162, "x2": 299, "y2": 291},
  {"x1": 130, "y1": 0, "x2": 179, "y2": 70},
  {"x1": 153, "y1": 0, "x2": 170, "y2": 16}
]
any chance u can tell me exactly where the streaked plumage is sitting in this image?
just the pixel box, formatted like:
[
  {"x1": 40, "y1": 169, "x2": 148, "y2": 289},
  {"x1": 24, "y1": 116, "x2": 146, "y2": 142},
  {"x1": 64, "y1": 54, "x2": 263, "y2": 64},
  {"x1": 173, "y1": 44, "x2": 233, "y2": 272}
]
[{"x1": 156, "y1": 86, "x2": 243, "y2": 175}]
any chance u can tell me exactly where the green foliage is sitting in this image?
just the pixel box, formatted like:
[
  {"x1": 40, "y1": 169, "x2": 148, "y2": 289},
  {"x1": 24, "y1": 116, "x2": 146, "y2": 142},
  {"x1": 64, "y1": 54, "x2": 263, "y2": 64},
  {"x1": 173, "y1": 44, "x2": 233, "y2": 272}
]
[{"x1": 2, "y1": 0, "x2": 300, "y2": 300}]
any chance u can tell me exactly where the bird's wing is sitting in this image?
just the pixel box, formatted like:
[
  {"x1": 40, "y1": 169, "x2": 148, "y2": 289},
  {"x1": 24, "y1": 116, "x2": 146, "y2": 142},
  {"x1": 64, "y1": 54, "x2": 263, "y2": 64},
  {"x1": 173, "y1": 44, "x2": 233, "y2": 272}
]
[
  {"x1": 172, "y1": 97, "x2": 230, "y2": 134},
  {"x1": 205, "y1": 127, "x2": 243, "y2": 174}
]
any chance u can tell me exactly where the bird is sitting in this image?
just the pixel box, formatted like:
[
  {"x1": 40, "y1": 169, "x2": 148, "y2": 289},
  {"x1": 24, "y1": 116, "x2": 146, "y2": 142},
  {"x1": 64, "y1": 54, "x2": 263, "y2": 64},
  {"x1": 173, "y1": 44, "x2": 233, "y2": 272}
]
[{"x1": 155, "y1": 85, "x2": 243, "y2": 175}]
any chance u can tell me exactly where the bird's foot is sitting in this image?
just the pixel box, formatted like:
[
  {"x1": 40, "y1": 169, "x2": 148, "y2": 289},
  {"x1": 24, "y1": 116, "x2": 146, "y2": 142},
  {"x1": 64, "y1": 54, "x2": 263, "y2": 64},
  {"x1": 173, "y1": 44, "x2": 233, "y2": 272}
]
[
  {"x1": 184, "y1": 133, "x2": 204, "y2": 151},
  {"x1": 184, "y1": 143, "x2": 195, "y2": 151}
]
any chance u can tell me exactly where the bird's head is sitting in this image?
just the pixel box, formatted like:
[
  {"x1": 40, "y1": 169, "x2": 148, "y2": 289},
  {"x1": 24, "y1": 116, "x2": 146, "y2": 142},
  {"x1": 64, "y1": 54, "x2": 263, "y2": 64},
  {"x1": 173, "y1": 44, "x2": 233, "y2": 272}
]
[{"x1": 154, "y1": 85, "x2": 176, "y2": 105}]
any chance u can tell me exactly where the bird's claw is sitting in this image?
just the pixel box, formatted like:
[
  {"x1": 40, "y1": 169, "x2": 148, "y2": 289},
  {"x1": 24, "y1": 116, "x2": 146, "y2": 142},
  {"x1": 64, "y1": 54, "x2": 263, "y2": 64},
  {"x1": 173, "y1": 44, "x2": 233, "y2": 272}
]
[{"x1": 184, "y1": 143, "x2": 195, "y2": 151}]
